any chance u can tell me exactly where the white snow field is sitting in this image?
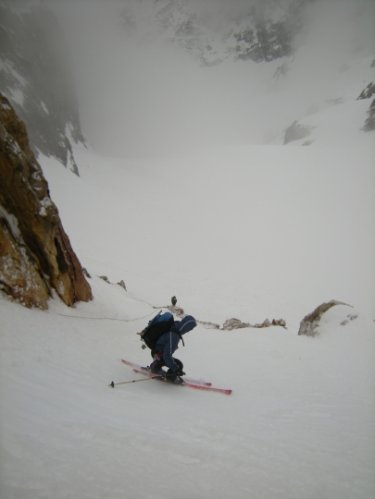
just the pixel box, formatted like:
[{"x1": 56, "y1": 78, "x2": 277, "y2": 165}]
[
  {"x1": 1, "y1": 139, "x2": 374, "y2": 499},
  {"x1": 1, "y1": 1, "x2": 375, "y2": 497}
]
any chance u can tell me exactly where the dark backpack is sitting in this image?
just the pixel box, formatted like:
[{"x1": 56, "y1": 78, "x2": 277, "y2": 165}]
[{"x1": 140, "y1": 311, "x2": 175, "y2": 351}]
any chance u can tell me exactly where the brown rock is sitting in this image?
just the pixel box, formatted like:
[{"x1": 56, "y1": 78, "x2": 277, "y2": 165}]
[
  {"x1": 0, "y1": 94, "x2": 92, "y2": 308},
  {"x1": 0, "y1": 216, "x2": 49, "y2": 308},
  {"x1": 298, "y1": 299, "x2": 353, "y2": 337},
  {"x1": 222, "y1": 318, "x2": 251, "y2": 330}
]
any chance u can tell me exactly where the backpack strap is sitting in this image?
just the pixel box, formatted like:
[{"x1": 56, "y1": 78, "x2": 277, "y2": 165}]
[
  {"x1": 172, "y1": 324, "x2": 185, "y2": 347},
  {"x1": 179, "y1": 333, "x2": 185, "y2": 347}
]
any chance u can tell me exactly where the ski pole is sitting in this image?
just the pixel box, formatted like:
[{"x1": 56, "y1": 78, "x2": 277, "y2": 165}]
[{"x1": 108, "y1": 376, "x2": 160, "y2": 388}]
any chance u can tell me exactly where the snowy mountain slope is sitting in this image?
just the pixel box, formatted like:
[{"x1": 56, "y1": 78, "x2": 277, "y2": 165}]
[
  {"x1": 1, "y1": 0, "x2": 373, "y2": 162},
  {"x1": 40, "y1": 142, "x2": 375, "y2": 323},
  {"x1": 1, "y1": 136, "x2": 374, "y2": 498},
  {"x1": 1, "y1": 1, "x2": 375, "y2": 498},
  {"x1": 54, "y1": 0, "x2": 375, "y2": 157},
  {"x1": 277, "y1": 50, "x2": 375, "y2": 145},
  {"x1": 1, "y1": 291, "x2": 374, "y2": 499}
]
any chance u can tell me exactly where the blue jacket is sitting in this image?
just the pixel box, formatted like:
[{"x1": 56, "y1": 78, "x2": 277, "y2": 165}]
[{"x1": 154, "y1": 315, "x2": 197, "y2": 371}]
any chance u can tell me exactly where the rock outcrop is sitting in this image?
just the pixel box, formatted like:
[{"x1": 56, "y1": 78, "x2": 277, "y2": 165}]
[
  {"x1": 298, "y1": 300, "x2": 352, "y2": 337},
  {"x1": 363, "y1": 98, "x2": 375, "y2": 131},
  {"x1": 284, "y1": 120, "x2": 313, "y2": 145},
  {"x1": 0, "y1": 94, "x2": 92, "y2": 309},
  {"x1": 0, "y1": 4, "x2": 85, "y2": 175},
  {"x1": 357, "y1": 82, "x2": 375, "y2": 131},
  {"x1": 120, "y1": 0, "x2": 309, "y2": 66},
  {"x1": 222, "y1": 317, "x2": 287, "y2": 331},
  {"x1": 357, "y1": 82, "x2": 375, "y2": 101}
]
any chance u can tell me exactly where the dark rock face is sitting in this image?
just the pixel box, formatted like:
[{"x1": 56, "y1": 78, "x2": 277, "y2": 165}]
[
  {"x1": 0, "y1": 4, "x2": 85, "y2": 175},
  {"x1": 363, "y1": 98, "x2": 375, "y2": 131},
  {"x1": 0, "y1": 94, "x2": 92, "y2": 309},
  {"x1": 284, "y1": 120, "x2": 312, "y2": 144},
  {"x1": 357, "y1": 82, "x2": 375, "y2": 131},
  {"x1": 357, "y1": 82, "x2": 375, "y2": 101},
  {"x1": 233, "y1": 21, "x2": 293, "y2": 63},
  {"x1": 121, "y1": 0, "x2": 310, "y2": 66}
]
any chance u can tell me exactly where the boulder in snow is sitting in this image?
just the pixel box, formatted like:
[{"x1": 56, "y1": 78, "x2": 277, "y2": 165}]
[{"x1": 298, "y1": 300, "x2": 353, "y2": 337}]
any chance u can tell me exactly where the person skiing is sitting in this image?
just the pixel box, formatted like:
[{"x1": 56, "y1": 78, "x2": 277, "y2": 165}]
[{"x1": 149, "y1": 315, "x2": 197, "y2": 384}]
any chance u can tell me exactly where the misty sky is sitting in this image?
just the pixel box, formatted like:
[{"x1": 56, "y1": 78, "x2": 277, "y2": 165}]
[{"x1": 51, "y1": 0, "x2": 375, "y2": 157}]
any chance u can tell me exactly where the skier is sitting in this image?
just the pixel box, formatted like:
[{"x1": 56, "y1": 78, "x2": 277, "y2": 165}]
[{"x1": 149, "y1": 315, "x2": 197, "y2": 384}]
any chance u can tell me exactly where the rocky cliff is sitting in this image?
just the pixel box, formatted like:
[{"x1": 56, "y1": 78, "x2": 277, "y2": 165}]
[
  {"x1": 0, "y1": 4, "x2": 85, "y2": 175},
  {"x1": 0, "y1": 94, "x2": 92, "y2": 309},
  {"x1": 120, "y1": 0, "x2": 309, "y2": 66}
]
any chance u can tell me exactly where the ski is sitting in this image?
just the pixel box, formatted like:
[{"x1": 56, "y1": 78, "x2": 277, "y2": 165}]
[
  {"x1": 132, "y1": 366, "x2": 233, "y2": 395},
  {"x1": 121, "y1": 359, "x2": 232, "y2": 396},
  {"x1": 121, "y1": 358, "x2": 212, "y2": 386}
]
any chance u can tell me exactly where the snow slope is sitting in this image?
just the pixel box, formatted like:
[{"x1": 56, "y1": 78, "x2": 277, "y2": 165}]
[
  {"x1": 1, "y1": 1, "x2": 375, "y2": 497},
  {"x1": 1, "y1": 136, "x2": 374, "y2": 499}
]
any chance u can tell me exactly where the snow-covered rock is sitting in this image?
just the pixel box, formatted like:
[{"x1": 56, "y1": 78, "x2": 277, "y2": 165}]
[{"x1": 298, "y1": 300, "x2": 353, "y2": 337}]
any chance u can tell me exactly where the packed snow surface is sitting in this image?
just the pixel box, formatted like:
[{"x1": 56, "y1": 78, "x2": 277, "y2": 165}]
[
  {"x1": 1, "y1": 1, "x2": 375, "y2": 496},
  {"x1": 1, "y1": 140, "x2": 374, "y2": 499}
]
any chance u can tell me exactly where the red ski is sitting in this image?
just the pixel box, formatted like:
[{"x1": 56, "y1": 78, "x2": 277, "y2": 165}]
[
  {"x1": 121, "y1": 359, "x2": 232, "y2": 396},
  {"x1": 121, "y1": 358, "x2": 211, "y2": 386}
]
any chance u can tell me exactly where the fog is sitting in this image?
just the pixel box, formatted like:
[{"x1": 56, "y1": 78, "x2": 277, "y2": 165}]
[{"x1": 53, "y1": 0, "x2": 374, "y2": 157}]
